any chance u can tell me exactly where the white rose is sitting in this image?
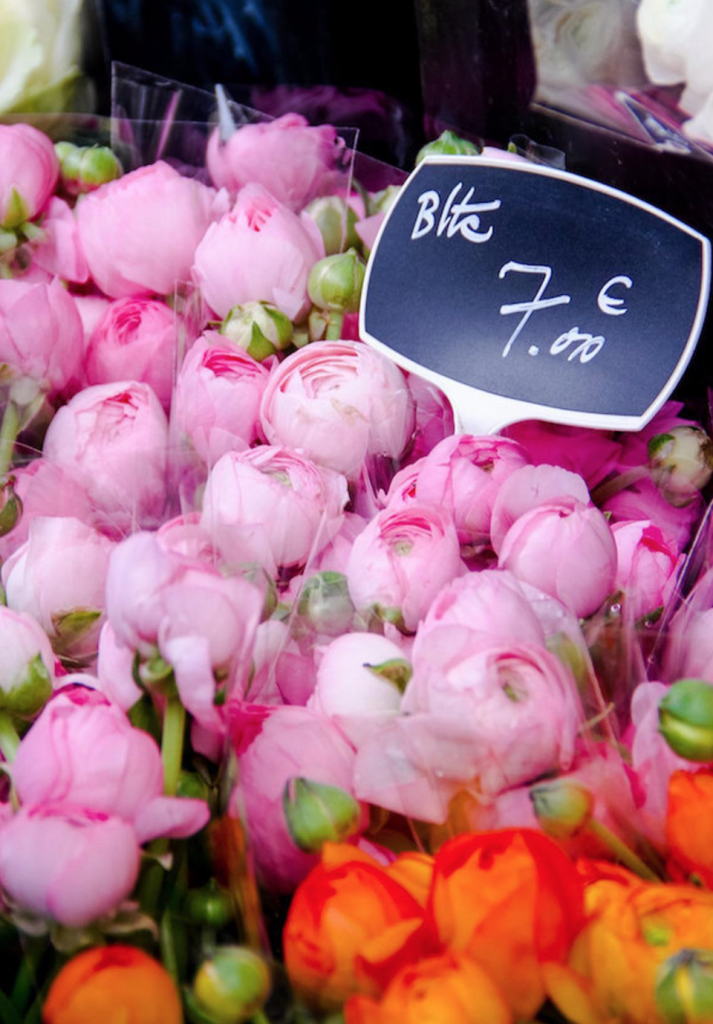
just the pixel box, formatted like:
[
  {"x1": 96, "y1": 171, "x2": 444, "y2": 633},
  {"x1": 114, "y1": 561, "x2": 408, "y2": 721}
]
[{"x1": 0, "y1": 0, "x2": 83, "y2": 115}]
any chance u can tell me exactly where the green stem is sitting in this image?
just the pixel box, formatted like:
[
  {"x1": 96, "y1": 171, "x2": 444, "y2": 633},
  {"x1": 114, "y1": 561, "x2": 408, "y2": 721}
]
[
  {"x1": 159, "y1": 908, "x2": 179, "y2": 984},
  {"x1": 590, "y1": 466, "x2": 650, "y2": 506},
  {"x1": 0, "y1": 712, "x2": 20, "y2": 764},
  {"x1": 10, "y1": 938, "x2": 44, "y2": 1015},
  {"x1": 589, "y1": 820, "x2": 660, "y2": 882},
  {"x1": 325, "y1": 311, "x2": 345, "y2": 341},
  {"x1": 162, "y1": 695, "x2": 186, "y2": 797},
  {"x1": 0, "y1": 400, "x2": 20, "y2": 479},
  {"x1": 0, "y1": 990, "x2": 21, "y2": 1024}
]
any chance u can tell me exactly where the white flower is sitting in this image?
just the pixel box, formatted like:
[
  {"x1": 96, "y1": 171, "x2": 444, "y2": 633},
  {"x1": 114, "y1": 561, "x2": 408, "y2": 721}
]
[
  {"x1": 0, "y1": 0, "x2": 83, "y2": 114},
  {"x1": 637, "y1": 0, "x2": 713, "y2": 141}
]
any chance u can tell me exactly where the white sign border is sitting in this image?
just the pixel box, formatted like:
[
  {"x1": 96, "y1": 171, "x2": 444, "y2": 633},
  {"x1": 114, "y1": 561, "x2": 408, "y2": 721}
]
[{"x1": 359, "y1": 155, "x2": 711, "y2": 435}]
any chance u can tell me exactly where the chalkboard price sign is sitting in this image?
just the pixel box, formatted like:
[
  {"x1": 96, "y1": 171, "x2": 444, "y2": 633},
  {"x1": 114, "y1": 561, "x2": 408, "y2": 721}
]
[{"x1": 360, "y1": 157, "x2": 711, "y2": 434}]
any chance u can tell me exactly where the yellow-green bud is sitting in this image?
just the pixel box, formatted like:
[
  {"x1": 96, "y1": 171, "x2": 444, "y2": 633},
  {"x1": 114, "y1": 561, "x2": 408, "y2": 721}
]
[
  {"x1": 530, "y1": 781, "x2": 594, "y2": 840},
  {"x1": 415, "y1": 130, "x2": 480, "y2": 165},
  {"x1": 1, "y1": 188, "x2": 29, "y2": 231},
  {"x1": 56, "y1": 142, "x2": 122, "y2": 196},
  {"x1": 283, "y1": 777, "x2": 361, "y2": 853},
  {"x1": 649, "y1": 427, "x2": 713, "y2": 507},
  {"x1": 0, "y1": 652, "x2": 52, "y2": 719},
  {"x1": 297, "y1": 571, "x2": 355, "y2": 636},
  {"x1": 220, "y1": 301, "x2": 293, "y2": 360},
  {"x1": 656, "y1": 949, "x2": 713, "y2": 1023},
  {"x1": 659, "y1": 680, "x2": 713, "y2": 762},
  {"x1": 193, "y1": 947, "x2": 270, "y2": 1024},
  {"x1": 305, "y1": 196, "x2": 360, "y2": 255},
  {"x1": 369, "y1": 185, "x2": 401, "y2": 217},
  {"x1": 307, "y1": 249, "x2": 365, "y2": 313},
  {"x1": 0, "y1": 476, "x2": 22, "y2": 537}
]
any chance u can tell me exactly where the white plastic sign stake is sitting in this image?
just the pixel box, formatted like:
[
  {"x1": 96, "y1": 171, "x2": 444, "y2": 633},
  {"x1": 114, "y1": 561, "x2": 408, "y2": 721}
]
[{"x1": 360, "y1": 156, "x2": 711, "y2": 435}]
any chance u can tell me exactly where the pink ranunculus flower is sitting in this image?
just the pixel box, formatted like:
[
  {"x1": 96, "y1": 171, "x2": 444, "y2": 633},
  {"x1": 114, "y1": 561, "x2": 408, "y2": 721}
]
[
  {"x1": 489, "y1": 463, "x2": 591, "y2": 554},
  {"x1": 498, "y1": 499, "x2": 617, "y2": 618},
  {"x1": 260, "y1": 340, "x2": 415, "y2": 478},
  {"x1": 0, "y1": 606, "x2": 55, "y2": 715},
  {"x1": 0, "y1": 804, "x2": 140, "y2": 927},
  {"x1": 346, "y1": 504, "x2": 462, "y2": 632},
  {"x1": 84, "y1": 297, "x2": 177, "y2": 410},
  {"x1": 308, "y1": 632, "x2": 407, "y2": 745},
  {"x1": 30, "y1": 196, "x2": 89, "y2": 284},
  {"x1": 503, "y1": 419, "x2": 623, "y2": 489},
  {"x1": 42, "y1": 380, "x2": 169, "y2": 535},
  {"x1": 0, "y1": 278, "x2": 83, "y2": 394},
  {"x1": 0, "y1": 124, "x2": 59, "y2": 229},
  {"x1": 0, "y1": 460, "x2": 95, "y2": 565},
  {"x1": 611, "y1": 520, "x2": 681, "y2": 621},
  {"x1": 76, "y1": 161, "x2": 227, "y2": 298},
  {"x1": 413, "y1": 569, "x2": 546, "y2": 658},
  {"x1": 206, "y1": 113, "x2": 340, "y2": 211},
  {"x1": 1, "y1": 517, "x2": 114, "y2": 660},
  {"x1": 192, "y1": 183, "x2": 324, "y2": 320},
  {"x1": 387, "y1": 434, "x2": 530, "y2": 547},
  {"x1": 105, "y1": 532, "x2": 262, "y2": 729},
  {"x1": 628, "y1": 681, "x2": 696, "y2": 845},
  {"x1": 12, "y1": 696, "x2": 209, "y2": 843},
  {"x1": 96, "y1": 622, "x2": 143, "y2": 711},
  {"x1": 173, "y1": 332, "x2": 270, "y2": 465},
  {"x1": 603, "y1": 476, "x2": 703, "y2": 555},
  {"x1": 249, "y1": 619, "x2": 318, "y2": 707},
  {"x1": 231, "y1": 705, "x2": 366, "y2": 892},
  {"x1": 200, "y1": 446, "x2": 348, "y2": 575},
  {"x1": 402, "y1": 373, "x2": 455, "y2": 466}
]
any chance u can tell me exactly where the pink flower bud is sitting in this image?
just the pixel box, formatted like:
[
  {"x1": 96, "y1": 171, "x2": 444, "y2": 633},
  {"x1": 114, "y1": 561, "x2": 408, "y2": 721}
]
[
  {"x1": 0, "y1": 125, "x2": 59, "y2": 230},
  {"x1": 0, "y1": 278, "x2": 83, "y2": 394}
]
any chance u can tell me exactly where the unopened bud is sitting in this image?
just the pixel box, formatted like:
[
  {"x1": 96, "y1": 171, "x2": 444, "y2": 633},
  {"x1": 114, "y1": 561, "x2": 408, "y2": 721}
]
[
  {"x1": 530, "y1": 781, "x2": 594, "y2": 840},
  {"x1": 1, "y1": 188, "x2": 29, "y2": 231},
  {"x1": 307, "y1": 249, "x2": 365, "y2": 313},
  {"x1": 283, "y1": 777, "x2": 361, "y2": 853},
  {"x1": 0, "y1": 228, "x2": 17, "y2": 254},
  {"x1": 649, "y1": 426, "x2": 713, "y2": 507},
  {"x1": 297, "y1": 572, "x2": 355, "y2": 636},
  {"x1": 193, "y1": 947, "x2": 270, "y2": 1024},
  {"x1": 1, "y1": 652, "x2": 52, "y2": 719},
  {"x1": 306, "y1": 196, "x2": 359, "y2": 255},
  {"x1": 416, "y1": 130, "x2": 480, "y2": 165},
  {"x1": 220, "y1": 301, "x2": 292, "y2": 360},
  {"x1": 659, "y1": 679, "x2": 713, "y2": 762},
  {"x1": 55, "y1": 142, "x2": 122, "y2": 196},
  {"x1": 185, "y1": 880, "x2": 234, "y2": 929},
  {"x1": 0, "y1": 476, "x2": 22, "y2": 537},
  {"x1": 656, "y1": 949, "x2": 713, "y2": 1023},
  {"x1": 369, "y1": 185, "x2": 401, "y2": 216}
]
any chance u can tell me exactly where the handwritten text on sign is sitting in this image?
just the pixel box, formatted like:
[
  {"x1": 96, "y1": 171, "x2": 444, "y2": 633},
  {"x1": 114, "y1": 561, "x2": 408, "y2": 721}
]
[{"x1": 360, "y1": 158, "x2": 710, "y2": 431}]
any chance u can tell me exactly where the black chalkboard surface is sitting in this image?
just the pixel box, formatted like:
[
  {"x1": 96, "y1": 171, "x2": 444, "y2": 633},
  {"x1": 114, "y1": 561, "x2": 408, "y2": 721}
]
[{"x1": 361, "y1": 157, "x2": 711, "y2": 434}]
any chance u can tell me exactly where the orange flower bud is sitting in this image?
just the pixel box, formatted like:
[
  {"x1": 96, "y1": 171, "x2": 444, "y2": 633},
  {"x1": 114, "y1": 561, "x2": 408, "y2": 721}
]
[
  {"x1": 666, "y1": 770, "x2": 713, "y2": 886},
  {"x1": 428, "y1": 828, "x2": 585, "y2": 1020},
  {"x1": 42, "y1": 945, "x2": 182, "y2": 1024},
  {"x1": 283, "y1": 843, "x2": 430, "y2": 1012},
  {"x1": 344, "y1": 952, "x2": 512, "y2": 1024},
  {"x1": 548, "y1": 879, "x2": 713, "y2": 1024}
]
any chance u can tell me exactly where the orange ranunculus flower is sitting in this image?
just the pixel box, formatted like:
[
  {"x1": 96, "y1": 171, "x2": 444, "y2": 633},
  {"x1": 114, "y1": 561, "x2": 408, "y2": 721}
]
[
  {"x1": 42, "y1": 945, "x2": 182, "y2": 1024},
  {"x1": 666, "y1": 770, "x2": 713, "y2": 886},
  {"x1": 384, "y1": 851, "x2": 434, "y2": 907},
  {"x1": 428, "y1": 828, "x2": 585, "y2": 1020},
  {"x1": 547, "y1": 878, "x2": 713, "y2": 1024},
  {"x1": 283, "y1": 842, "x2": 431, "y2": 1012},
  {"x1": 344, "y1": 951, "x2": 512, "y2": 1024}
]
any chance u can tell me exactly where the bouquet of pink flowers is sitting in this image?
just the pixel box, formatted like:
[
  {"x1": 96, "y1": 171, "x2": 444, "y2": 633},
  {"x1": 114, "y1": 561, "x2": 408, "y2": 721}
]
[{"x1": 2, "y1": 103, "x2": 713, "y2": 1024}]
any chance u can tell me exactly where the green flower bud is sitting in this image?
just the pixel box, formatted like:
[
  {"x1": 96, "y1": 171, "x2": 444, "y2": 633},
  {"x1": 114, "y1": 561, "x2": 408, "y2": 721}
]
[
  {"x1": 185, "y1": 880, "x2": 234, "y2": 929},
  {"x1": 305, "y1": 196, "x2": 360, "y2": 255},
  {"x1": 1, "y1": 188, "x2": 29, "y2": 231},
  {"x1": 220, "y1": 300, "x2": 293, "y2": 360},
  {"x1": 0, "y1": 476, "x2": 22, "y2": 537},
  {"x1": 0, "y1": 652, "x2": 52, "y2": 719},
  {"x1": 649, "y1": 426, "x2": 713, "y2": 507},
  {"x1": 659, "y1": 679, "x2": 713, "y2": 762},
  {"x1": 193, "y1": 947, "x2": 271, "y2": 1024},
  {"x1": 0, "y1": 228, "x2": 18, "y2": 254},
  {"x1": 307, "y1": 249, "x2": 365, "y2": 313},
  {"x1": 283, "y1": 777, "x2": 361, "y2": 853},
  {"x1": 56, "y1": 142, "x2": 122, "y2": 196},
  {"x1": 297, "y1": 571, "x2": 356, "y2": 636},
  {"x1": 369, "y1": 185, "x2": 401, "y2": 217},
  {"x1": 656, "y1": 949, "x2": 713, "y2": 1023},
  {"x1": 530, "y1": 781, "x2": 594, "y2": 840},
  {"x1": 415, "y1": 130, "x2": 481, "y2": 165}
]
